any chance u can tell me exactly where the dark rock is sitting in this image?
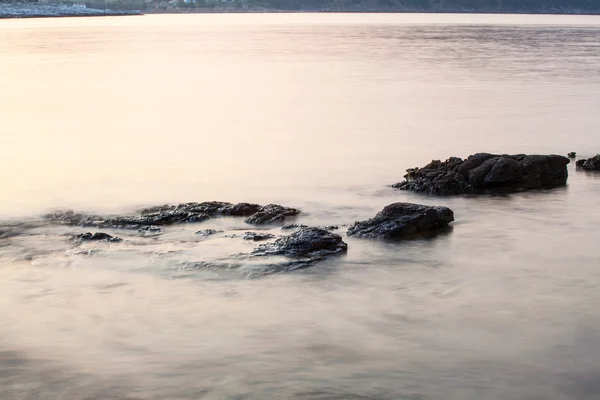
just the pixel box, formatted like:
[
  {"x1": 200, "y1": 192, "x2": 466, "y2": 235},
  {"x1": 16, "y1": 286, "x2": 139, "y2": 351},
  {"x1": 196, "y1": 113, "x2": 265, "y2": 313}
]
[
  {"x1": 242, "y1": 232, "x2": 276, "y2": 241},
  {"x1": 282, "y1": 224, "x2": 339, "y2": 231},
  {"x1": 393, "y1": 153, "x2": 569, "y2": 195},
  {"x1": 568, "y1": 152, "x2": 576, "y2": 158},
  {"x1": 347, "y1": 202, "x2": 454, "y2": 239},
  {"x1": 44, "y1": 202, "x2": 301, "y2": 229},
  {"x1": 576, "y1": 155, "x2": 600, "y2": 171},
  {"x1": 195, "y1": 229, "x2": 222, "y2": 236},
  {"x1": 137, "y1": 225, "x2": 162, "y2": 235},
  {"x1": 228, "y1": 202, "x2": 263, "y2": 216},
  {"x1": 140, "y1": 201, "x2": 232, "y2": 216},
  {"x1": 244, "y1": 204, "x2": 300, "y2": 225},
  {"x1": 72, "y1": 232, "x2": 122, "y2": 243},
  {"x1": 253, "y1": 227, "x2": 347, "y2": 258},
  {"x1": 282, "y1": 224, "x2": 309, "y2": 230}
]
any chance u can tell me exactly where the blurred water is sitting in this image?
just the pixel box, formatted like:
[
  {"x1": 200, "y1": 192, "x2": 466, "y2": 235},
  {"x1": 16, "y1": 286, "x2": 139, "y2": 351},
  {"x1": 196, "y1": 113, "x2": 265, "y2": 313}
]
[{"x1": 1, "y1": 13, "x2": 600, "y2": 400}]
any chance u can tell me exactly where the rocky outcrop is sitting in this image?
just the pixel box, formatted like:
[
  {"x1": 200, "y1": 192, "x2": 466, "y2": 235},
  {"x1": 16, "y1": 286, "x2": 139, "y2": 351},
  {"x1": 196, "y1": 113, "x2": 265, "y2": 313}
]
[
  {"x1": 44, "y1": 202, "x2": 300, "y2": 229},
  {"x1": 242, "y1": 232, "x2": 276, "y2": 241},
  {"x1": 347, "y1": 202, "x2": 454, "y2": 239},
  {"x1": 393, "y1": 153, "x2": 569, "y2": 195},
  {"x1": 576, "y1": 155, "x2": 600, "y2": 171},
  {"x1": 72, "y1": 232, "x2": 122, "y2": 243},
  {"x1": 228, "y1": 202, "x2": 263, "y2": 216},
  {"x1": 244, "y1": 204, "x2": 300, "y2": 225},
  {"x1": 253, "y1": 227, "x2": 347, "y2": 258}
]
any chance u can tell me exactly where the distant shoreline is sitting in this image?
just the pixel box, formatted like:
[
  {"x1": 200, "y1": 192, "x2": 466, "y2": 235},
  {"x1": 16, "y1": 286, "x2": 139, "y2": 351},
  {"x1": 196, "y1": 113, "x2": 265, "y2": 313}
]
[
  {"x1": 0, "y1": 4, "x2": 141, "y2": 19},
  {"x1": 146, "y1": 9, "x2": 600, "y2": 16},
  {"x1": 1, "y1": 3, "x2": 599, "y2": 19}
]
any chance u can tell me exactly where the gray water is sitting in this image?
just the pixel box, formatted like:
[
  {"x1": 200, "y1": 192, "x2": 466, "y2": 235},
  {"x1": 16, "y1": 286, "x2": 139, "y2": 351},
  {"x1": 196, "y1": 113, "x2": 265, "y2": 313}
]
[{"x1": 1, "y1": 13, "x2": 600, "y2": 400}]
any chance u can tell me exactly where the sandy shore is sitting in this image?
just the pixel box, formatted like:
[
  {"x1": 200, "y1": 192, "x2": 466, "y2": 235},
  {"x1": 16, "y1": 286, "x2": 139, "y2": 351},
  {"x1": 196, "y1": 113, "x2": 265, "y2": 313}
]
[{"x1": 0, "y1": 3, "x2": 141, "y2": 18}]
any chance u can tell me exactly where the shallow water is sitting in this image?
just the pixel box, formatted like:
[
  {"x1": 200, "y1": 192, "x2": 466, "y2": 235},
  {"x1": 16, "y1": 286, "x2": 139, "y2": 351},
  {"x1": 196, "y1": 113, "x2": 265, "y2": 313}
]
[{"x1": 1, "y1": 13, "x2": 600, "y2": 400}]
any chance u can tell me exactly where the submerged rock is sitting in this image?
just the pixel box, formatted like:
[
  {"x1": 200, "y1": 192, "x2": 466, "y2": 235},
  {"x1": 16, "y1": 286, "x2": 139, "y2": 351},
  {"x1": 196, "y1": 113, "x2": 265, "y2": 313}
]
[
  {"x1": 72, "y1": 232, "x2": 122, "y2": 243},
  {"x1": 347, "y1": 202, "x2": 454, "y2": 239},
  {"x1": 137, "y1": 225, "x2": 162, "y2": 235},
  {"x1": 282, "y1": 223, "x2": 340, "y2": 231},
  {"x1": 242, "y1": 232, "x2": 276, "y2": 241},
  {"x1": 44, "y1": 202, "x2": 300, "y2": 229},
  {"x1": 282, "y1": 224, "x2": 310, "y2": 230},
  {"x1": 195, "y1": 229, "x2": 222, "y2": 236},
  {"x1": 253, "y1": 227, "x2": 347, "y2": 258},
  {"x1": 576, "y1": 155, "x2": 600, "y2": 171},
  {"x1": 393, "y1": 153, "x2": 569, "y2": 195},
  {"x1": 244, "y1": 204, "x2": 300, "y2": 225}
]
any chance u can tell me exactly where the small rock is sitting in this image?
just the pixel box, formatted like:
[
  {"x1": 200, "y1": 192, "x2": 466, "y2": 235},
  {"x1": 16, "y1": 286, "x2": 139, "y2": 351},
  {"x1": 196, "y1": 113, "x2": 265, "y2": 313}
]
[
  {"x1": 244, "y1": 204, "x2": 300, "y2": 225},
  {"x1": 137, "y1": 225, "x2": 162, "y2": 235},
  {"x1": 195, "y1": 229, "x2": 222, "y2": 236},
  {"x1": 576, "y1": 155, "x2": 600, "y2": 171},
  {"x1": 347, "y1": 202, "x2": 454, "y2": 239},
  {"x1": 282, "y1": 224, "x2": 339, "y2": 231},
  {"x1": 242, "y1": 232, "x2": 276, "y2": 241},
  {"x1": 568, "y1": 152, "x2": 577, "y2": 158},
  {"x1": 72, "y1": 232, "x2": 122, "y2": 243},
  {"x1": 253, "y1": 227, "x2": 347, "y2": 258},
  {"x1": 282, "y1": 224, "x2": 309, "y2": 230}
]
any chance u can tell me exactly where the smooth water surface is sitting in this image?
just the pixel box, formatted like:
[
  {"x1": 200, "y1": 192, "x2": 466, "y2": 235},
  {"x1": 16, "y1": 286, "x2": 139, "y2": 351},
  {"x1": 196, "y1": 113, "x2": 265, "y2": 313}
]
[{"x1": 1, "y1": 13, "x2": 600, "y2": 399}]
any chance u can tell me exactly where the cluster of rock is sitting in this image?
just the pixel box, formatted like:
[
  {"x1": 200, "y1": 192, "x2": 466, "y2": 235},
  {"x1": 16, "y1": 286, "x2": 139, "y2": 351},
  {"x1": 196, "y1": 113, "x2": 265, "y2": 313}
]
[
  {"x1": 393, "y1": 153, "x2": 570, "y2": 195},
  {"x1": 576, "y1": 155, "x2": 600, "y2": 171},
  {"x1": 44, "y1": 201, "x2": 300, "y2": 231},
  {"x1": 44, "y1": 151, "x2": 594, "y2": 273}
]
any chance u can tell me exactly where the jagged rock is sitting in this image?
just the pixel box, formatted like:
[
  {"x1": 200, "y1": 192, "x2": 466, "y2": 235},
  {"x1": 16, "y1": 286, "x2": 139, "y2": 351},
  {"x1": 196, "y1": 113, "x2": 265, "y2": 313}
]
[
  {"x1": 72, "y1": 232, "x2": 122, "y2": 243},
  {"x1": 347, "y1": 202, "x2": 454, "y2": 239},
  {"x1": 576, "y1": 155, "x2": 600, "y2": 170},
  {"x1": 44, "y1": 202, "x2": 300, "y2": 229},
  {"x1": 244, "y1": 204, "x2": 300, "y2": 225},
  {"x1": 195, "y1": 229, "x2": 222, "y2": 236},
  {"x1": 242, "y1": 232, "x2": 276, "y2": 241},
  {"x1": 393, "y1": 153, "x2": 569, "y2": 195},
  {"x1": 253, "y1": 227, "x2": 347, "y2": 258},
  {"x1": 228, "y1": 202, "x2": 263, "y2": 216}
]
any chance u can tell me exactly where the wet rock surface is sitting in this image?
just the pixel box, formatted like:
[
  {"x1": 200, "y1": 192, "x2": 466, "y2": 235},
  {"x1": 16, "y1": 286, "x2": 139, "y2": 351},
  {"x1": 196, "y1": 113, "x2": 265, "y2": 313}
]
[
  {"x1": 44, "y1": 202, "x2": 300, "y2": 229},
  {"x1": 253, "y1": 227, "x2": 347, "y2": 258},
  {"x1": 393, "y1": 153, "x2": 570, "y2": 195},
  {"x1": 72, "y1": 232, "x2": 122, "y2": 243},
  {"x1": 244, "y1": 204, "x2": 300, "y2": 225},
  {"x1": 576, "y1": 155, "x2": 600, "y2": 171},
  {"x1": 347, "y1": 202, "x2": 454, "y2": 239},
  {"x1": 242, "y1": 232, "x2": 276, "y2": 241}
]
